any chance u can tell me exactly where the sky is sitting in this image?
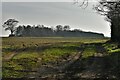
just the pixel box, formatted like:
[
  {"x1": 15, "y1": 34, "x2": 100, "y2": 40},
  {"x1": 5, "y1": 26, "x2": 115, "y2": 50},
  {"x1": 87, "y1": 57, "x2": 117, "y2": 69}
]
[{"x1": 1, "y1": 1, "x2": 111, "y2": 37}]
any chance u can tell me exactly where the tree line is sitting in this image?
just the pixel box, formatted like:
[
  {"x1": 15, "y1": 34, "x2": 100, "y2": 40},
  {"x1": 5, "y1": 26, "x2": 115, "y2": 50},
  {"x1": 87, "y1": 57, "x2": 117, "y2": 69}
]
[{"x1": 2, "y1": 19, "x2": 104, "y2": 38}]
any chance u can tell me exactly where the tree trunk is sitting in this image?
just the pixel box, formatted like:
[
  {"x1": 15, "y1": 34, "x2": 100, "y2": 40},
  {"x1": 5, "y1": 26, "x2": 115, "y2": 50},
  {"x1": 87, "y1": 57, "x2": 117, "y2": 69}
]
[
  {"x1": 111, "y1": 22, "x2": 115, "y2": 41},
  {"x1": 9, "y1": 29, "x2": 15, "y2": 37},
  {"x1": 111, "y1": 18, "x2": 120, "y2": 43},
  {"x1": 11, "y1": 29, "x2": 14, "y2": 35}
]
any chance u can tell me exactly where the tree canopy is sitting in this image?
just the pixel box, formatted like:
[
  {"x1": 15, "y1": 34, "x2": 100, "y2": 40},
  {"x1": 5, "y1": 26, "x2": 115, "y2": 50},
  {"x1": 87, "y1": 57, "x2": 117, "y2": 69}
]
[{"x1": 2, "y1": 19, "x2": 19, "y2": 36}]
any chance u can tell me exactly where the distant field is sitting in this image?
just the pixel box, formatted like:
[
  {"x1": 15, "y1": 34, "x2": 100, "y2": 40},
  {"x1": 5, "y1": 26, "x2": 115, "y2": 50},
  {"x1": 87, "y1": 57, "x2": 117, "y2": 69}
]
[
  {"x1": 2, "y1": 37, "x2": 120, "y2": 79},
  {"x1": 2, "y1": 37, "x2": 108, "y2": 46}
]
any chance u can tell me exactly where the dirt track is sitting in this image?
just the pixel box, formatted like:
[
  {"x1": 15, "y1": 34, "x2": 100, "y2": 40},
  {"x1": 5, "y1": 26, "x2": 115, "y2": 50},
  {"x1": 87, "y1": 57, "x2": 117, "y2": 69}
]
[
  {"x1": 3, "y1": 43, "x2": 119, "y2": 80},
  {"x1": 26, "y1": 43, "x2": 118, "y2": 80}
]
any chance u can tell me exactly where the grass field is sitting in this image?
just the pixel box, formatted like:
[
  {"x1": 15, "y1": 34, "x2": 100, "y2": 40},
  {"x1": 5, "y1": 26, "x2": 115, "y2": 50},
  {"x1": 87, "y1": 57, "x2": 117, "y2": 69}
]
[{"x1": 2, "y1": 37, "x2": 120, "y2": 79}]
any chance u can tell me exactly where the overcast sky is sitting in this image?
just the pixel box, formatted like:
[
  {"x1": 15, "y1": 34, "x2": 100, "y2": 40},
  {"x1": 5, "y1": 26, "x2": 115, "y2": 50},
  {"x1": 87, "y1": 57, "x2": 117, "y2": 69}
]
[{"x1": 1, "y1": 1, "x2": 111, "y2": 37}]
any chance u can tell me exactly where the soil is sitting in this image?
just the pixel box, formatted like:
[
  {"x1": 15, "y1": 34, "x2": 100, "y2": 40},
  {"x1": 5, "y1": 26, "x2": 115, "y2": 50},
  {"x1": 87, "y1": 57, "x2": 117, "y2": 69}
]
[{"x1": 27, "y1": 43, "x2": 118, "y2": 80}]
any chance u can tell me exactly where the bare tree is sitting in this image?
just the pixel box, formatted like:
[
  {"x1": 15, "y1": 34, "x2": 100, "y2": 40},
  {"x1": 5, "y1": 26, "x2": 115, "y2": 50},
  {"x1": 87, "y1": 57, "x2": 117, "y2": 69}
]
[
  {"x1": 3, "y1": 19, "x2": 19, "y2": 37},
  {"x1": 74, "y1": 0, "x2": 120, "y2": 42},
  {"x1": 73, "y1": 0, "x2": 88, "y2": 9},
  {"x1": 95, "y1": 0, "x2": 120, "y2": 42}
]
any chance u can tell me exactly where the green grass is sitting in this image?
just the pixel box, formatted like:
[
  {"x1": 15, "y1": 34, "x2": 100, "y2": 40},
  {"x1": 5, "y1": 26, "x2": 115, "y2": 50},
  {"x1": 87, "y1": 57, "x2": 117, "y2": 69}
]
[
  {"x1": 103, "y1": 42, "x2": 120, "y2": 53},
  {"x1": 3, "y1": 61, "x2": 26, "y2": 78},
  {"x1": 42, "y1": 47, "x2": 77, "y2": 62},
  {"x1": 2, "y1": 37, "x2": 108, "y2": 48},
  {"x1": 2, "y1": 37, "x2": 109, "y2": 78},
  {"x1": 82, "y1": 45, "x2": 96, "y2": 58},
  {"x1": 3, "y1": 57, "x2": 39, "y2": 78},
  {"x1": 12, "y1": 52, "x2": 39, "y2": 59}
]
